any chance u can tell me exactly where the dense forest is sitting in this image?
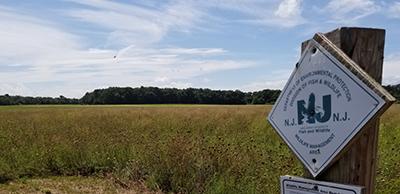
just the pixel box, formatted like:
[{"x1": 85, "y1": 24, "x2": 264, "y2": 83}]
[
  {"x1": 0, "y1": 94, "x2": 79, "y2": 105},
  {"x1": 79, "y1": 87, "x2": 281, "y2": 105},
  {"x1": 1, "y1": 83, "x2": 399, "y2": 105},
  {"x1": 0, "y1": 87, "x2": 280, "y2": 105}
]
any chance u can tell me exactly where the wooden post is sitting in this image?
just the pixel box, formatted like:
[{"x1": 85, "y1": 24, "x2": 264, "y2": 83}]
[{"x1": 301, "y1": 27, "x2": 386, "y2": 194}]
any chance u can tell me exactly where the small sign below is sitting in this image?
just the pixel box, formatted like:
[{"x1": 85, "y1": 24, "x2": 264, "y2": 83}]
[
  {"x1": 281, "y1": 175, "x2": 363, "y2": 194},
  {"x1": 268, "y1": 37, "x2": 386, "y2": 177}
]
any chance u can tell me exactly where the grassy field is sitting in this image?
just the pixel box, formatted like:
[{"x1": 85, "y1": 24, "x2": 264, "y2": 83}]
[{"x1": 0, "y1": 104, "x2": 398, "y2": 193}]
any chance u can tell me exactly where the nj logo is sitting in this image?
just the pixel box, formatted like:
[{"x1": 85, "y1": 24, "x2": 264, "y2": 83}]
[{"x1": 297, "y1": 93, "x2": 331, "y2": 125}]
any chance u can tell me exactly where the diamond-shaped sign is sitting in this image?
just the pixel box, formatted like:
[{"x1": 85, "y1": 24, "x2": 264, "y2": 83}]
[{"x1": 267, "y1": 36, "x2": 388, "y2": 177}]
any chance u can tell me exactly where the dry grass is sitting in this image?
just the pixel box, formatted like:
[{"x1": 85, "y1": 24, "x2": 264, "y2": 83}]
[
  {"x1": 0, "y1": 104, "x2": 398, "y2": 193},
  {"x1": 376, "y1": 104, "x2": 400, "y2": 193},
  {"x1": 0, "y1": 175, "x2": 164, "y2": 194}
]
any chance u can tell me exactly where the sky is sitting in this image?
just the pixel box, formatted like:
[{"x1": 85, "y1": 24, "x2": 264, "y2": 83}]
[{"x1": 1, "y1": 0, "x2": 400, "y2": 98}]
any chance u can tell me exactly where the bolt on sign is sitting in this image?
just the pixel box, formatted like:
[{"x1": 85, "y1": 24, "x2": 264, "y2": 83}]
[{"x1": 267, "y1": 33, "x2": 395, "y2": 177}]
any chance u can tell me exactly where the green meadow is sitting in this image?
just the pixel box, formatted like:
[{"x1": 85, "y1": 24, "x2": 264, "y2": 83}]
[{"x1": 0, "y1": 105, "x2": 399, "y2": 193}]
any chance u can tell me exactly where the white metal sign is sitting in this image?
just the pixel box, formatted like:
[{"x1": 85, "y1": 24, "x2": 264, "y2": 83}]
[
  {"x1": 267, "y1": 39, "x2": 386, "y2": 177},
  {"x1": 280, "y1": 175, "x2": 363, "y2": 194}
]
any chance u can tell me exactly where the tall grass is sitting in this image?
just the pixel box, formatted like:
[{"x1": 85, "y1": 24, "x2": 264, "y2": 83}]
[
  {"x1": 0, "y1": 105, "x2": 398, "y2": 193},
  {"x1": 376, "y1": 104, "x2": 400, "y2": 193}
]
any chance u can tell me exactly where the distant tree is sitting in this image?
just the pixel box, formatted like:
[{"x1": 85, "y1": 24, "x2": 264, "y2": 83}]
[
  {"x1": 0, "y1": 94, "x2": 78, "y2": 105},
  {"x1": 0, "y1": 95, "x2": 11, "y2": 105},
  {"x1": 2, "y1": 83, "x2": 399, "y2": 106},
  {"x1": 79, "y1": 86, "x2": 275, "y2": 105},
  {"x1": 383, "y1": 84, "x2": 400, "y2": 103},
  {"x1": 251, "y1": 89, "x2": 281, "y2": 104}
]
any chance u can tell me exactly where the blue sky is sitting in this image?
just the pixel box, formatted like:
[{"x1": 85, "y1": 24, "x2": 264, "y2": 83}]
[{"x1": 1, "y1": 0, "x2": 400, "y2": 98}]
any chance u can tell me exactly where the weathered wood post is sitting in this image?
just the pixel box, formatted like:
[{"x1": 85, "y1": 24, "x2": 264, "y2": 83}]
[
  {"x1": 268, "y1": 27, "x2": 396, "y2": 194},
  {"x1": 301, "y1": 27, "x2": 388, "y2": 194}
]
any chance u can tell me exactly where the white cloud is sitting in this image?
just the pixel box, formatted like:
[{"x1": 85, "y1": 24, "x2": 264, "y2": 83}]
[
  {"x1": 197, "y1": 0, "x2": 270, "y2": 17},
  {"x1": 0, "y1": 83, "x2": 34, "y2": 96},
  {"x1": 388, "y1": 2, "x2": 400, "y2": 18},
  {"x1": 319, "y1": 0, "x2": 380, "y2": 25},
  {"x1": 161, "y1": 1, "x2": 206, "y2": 31},
  {"x1": 202, "y1": 78, "x2": 212, "y2": 83},
  {"x1": 0, "y1": 2, "x2": 260, "y2": 97},
  {"x1": 241, "y1": 80, "x2": 288, "y2": 92},
  {"x1": 275, "y1": 0, "x2": 301, "y2": 19},
  {"x1": 162, "y1": 48, "x2": 227, "y2": 55},
  {"x1": 170, "y1": 81, "x2": 193, "y2": 88},
  {"x1": 65, "y1": 9, "x2": 164, "y2": 46},
  {"x1": 238, "y1": 0, "x2": 306, "y2": 28},
  {"x1": 383, "y1": 52, "x2": 400, "y2": 85},
  {"x1": 65, "y1": 0, "x2": 206, "y2": 47},
  {"x1": 0, "y1": 6, "x2": 82, "y2": 63},
  {"x1": 64, "y1": 0, "x2": 307, "y2": 47},
  {"x1": 154, "y1": 77, "x2": 170, "y2": 83},
  {"x1": 239, "y1": 69, "x2": 292, "y2": 92},
  {"x1": 173, "y1": 0, "x2": 307, "y2": 28},
  {"x1": 242, "y1": 5, "x2": 305, "y2": 28}
]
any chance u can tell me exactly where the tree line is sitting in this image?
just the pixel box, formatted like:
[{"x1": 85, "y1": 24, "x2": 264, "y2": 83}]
[
  {"x1": 0, "y1": 87, "x2": 280, "y2": 105},
  {"x1": 0, "y1": 94, "x2": 79, "y2": 105},
  {"x1": 1, "y1": 83, "x2": 399, "y2": 105},
  {"x1": 79, "y1": 86, "x2": 281, "y2": 105},
  {"x1": 383, "y1": 84, "x2": 400, "y2": 103}
]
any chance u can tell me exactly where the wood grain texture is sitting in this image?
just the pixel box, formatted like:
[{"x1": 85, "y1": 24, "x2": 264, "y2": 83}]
[{"x1": 301, "y1": 27, "x2": 395, "y2": 194}]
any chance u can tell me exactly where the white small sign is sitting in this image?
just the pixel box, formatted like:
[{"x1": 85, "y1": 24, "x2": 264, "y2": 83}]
[
  {"x1": 268, "y1": 39, "x2": 386, "y2": 177},
  {"x1": 281, "y1": 175, "x2": 363, "y2": 194}
]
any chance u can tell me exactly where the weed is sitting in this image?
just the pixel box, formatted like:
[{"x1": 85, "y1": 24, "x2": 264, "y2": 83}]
[{"x1": 43, "y1": 189, "x2": 51, "y2": 194}]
